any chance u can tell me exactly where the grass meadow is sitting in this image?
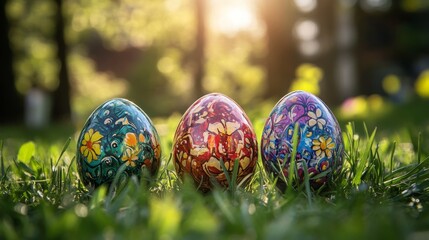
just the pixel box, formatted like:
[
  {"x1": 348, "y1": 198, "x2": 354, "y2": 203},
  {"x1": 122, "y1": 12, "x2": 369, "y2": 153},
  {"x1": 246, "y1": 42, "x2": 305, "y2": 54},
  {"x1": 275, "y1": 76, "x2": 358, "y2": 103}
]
[{"x1": 1, "y1": 97, "x2": 429, "y2": 239}]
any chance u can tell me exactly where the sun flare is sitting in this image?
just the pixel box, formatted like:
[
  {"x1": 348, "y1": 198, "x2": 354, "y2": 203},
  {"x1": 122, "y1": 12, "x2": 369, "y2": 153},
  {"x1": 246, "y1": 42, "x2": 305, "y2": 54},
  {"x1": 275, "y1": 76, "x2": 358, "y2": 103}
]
[{"x1": 208, "y1": 0, "x2": 260, "y2": 36}]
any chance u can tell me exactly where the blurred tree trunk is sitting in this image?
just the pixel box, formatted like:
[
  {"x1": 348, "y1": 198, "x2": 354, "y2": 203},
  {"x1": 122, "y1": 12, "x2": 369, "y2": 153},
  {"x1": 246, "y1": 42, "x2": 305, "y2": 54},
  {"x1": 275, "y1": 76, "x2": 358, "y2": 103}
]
[
  {"x1": 261, "y1": 0, "x2": 297, "y2": 100},
  {"x1": 52, "y1": 0, "x2": 71, "y2": 122},
  {"x1": 316, "y1": 0, "x2": 339, "y2": 105},
  {"x1": 193, "y1": 0, "x2": 205, "y2": 99},
  {"x1": 0, "y1": 0, "x2": 24, "y2": 124}
]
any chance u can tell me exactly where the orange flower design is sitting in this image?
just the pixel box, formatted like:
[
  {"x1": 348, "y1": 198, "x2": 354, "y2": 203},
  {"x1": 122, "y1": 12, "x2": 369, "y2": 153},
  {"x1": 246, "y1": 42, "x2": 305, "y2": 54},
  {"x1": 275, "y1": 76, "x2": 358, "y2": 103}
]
[
  {"x1": 124, "y1": 132, "x2": 138, "y2": 148},
  {"x1": 121, "y1": 132, "x2": 140, "y2": 167}
]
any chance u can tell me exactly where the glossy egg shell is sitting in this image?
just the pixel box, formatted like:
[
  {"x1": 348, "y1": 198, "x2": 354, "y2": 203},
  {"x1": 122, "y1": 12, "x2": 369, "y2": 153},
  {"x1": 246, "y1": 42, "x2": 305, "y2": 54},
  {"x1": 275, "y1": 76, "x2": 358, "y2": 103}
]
[
  {"x1": 173, "y1": 93, "x2": 258, "y2": 192},
  {"x1": 261, "y1": 91, "x2": 343, "y2": 191},
  {"x1": 76, "y1": 98, "x2": 161, "y2": 189}
]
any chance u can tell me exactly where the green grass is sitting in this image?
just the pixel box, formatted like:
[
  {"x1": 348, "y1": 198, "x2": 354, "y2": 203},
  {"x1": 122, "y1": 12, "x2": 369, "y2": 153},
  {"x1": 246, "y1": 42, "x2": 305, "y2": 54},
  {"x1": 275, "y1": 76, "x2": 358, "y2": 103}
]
[{"x1": 1, "y1": 103, "x2": 429, "y2": 239}]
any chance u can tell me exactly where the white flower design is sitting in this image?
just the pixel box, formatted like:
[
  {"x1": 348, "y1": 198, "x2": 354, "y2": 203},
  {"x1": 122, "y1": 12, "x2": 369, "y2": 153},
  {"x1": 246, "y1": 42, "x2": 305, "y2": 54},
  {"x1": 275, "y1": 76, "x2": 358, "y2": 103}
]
[{"x1": 308, "y1": 108, "x2": 326, "y2": 129}]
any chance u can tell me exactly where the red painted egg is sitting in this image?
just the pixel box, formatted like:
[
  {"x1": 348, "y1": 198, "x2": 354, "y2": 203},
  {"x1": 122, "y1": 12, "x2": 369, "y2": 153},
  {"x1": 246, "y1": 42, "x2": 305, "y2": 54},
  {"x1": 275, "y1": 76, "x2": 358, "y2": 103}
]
[{"x1": 172, "y1": 93, "x2": 258, "y2": 192}]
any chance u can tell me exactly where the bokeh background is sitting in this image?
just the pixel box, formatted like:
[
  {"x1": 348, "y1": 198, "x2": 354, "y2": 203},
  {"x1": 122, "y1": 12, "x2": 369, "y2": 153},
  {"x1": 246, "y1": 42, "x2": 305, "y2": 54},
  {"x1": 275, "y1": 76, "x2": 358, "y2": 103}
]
[{"x1": 1, "y1": 0, "x2": 429, "y2": 130}]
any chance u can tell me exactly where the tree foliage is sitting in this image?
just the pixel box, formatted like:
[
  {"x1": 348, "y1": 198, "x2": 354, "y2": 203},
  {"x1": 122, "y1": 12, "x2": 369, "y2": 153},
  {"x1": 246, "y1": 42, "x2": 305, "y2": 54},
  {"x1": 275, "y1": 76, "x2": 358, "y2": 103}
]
[
  {"x1": 6, "y1": 0, "x2": 269, "y2": 120},
  {"x1": 6, "y1": 0, "x2": 429, "y2": 122}
]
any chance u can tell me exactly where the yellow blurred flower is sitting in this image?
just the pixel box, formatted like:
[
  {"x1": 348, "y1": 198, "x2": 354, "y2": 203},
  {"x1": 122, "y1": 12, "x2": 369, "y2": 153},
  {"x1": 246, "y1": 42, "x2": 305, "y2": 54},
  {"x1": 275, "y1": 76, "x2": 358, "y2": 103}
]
[
  {"x1": 290, "y1": 63, "x2": 323, "y2": 95},
  {"x1": 415, "y1": 70, "x2": 429, "y2": 98},
  {"x1": 382, "y1": 74, "x2": 401, "y2": 95}
]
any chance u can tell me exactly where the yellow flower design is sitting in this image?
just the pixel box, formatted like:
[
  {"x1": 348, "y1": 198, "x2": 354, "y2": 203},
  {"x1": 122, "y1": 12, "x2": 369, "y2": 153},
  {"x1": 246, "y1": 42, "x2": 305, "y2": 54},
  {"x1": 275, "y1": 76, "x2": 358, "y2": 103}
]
[
  {"x1": 122, "y1": 147, "x2": 139, "y2": 167},
  {"x1": 80, "y1": 129, "x2": 103, "y2": 163},
  {"x1": 122, "y1": 132, "x2": 140, "y2": 167},
  {"x1": 308, "y1": 108, "x2": 326, "y2": 129},
  {"x1": 312, "y1": 136, "x2": 335, "y2": 158}
]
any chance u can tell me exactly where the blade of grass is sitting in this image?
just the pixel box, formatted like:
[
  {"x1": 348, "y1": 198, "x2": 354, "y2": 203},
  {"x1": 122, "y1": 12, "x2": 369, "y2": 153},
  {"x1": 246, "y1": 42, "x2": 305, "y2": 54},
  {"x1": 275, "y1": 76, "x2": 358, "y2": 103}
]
[
  {"x1": 237, "y1": 172, "x2": 253, "y2": 189},
  {"x1": 390, "y1": 141, "x2": 396, "y2": 174},
  {"x1": 230, "y1": 159, "x2": 240, "y2": 191},
  {"x1": 310, "y1": 168, "x2": 332, "y2": 180},
  {"x1": 352, "y1": 123, "x2": 377, "y2": 186},
  {"x1": 90, "y1": 185, "x2": 107, "y2": 209},
  {"x1": 106, "y1": 163, "x2": 128, "y2": 207},
  {"x1": 165, "y1": 154, "x2": 173, "y2": 188},
  {"x1": 219, "y1": 158, "x2": 232, "y2": 188},
  {"x1": 287, "y1": 122, "x2": 299, "y2": 195},
  {"x1": 273, "y1": 159, "x2": 287, "y2": 191},
  {"x1": 0, "y1": 140, "x2": 4, "y2": 177},
  {"x1": 384, "y1": 157, "x2": 429, "y2": 185},
  {"x1": 301, "y1": 161, "x2": 312, "y2": 208},
  {"x1": 65, "y1": 157, "x2": 75, "y2": 184},
  {"x1": 213, "y1": 190, "x2": 235, "y2": 224},
  {"x1": 54, "y1": 137, "x2": 71, "y2": 169},
  {"x1": 345, "y1": 122, "x2": 357, "y2": 168},
  {"x1": 417, "y1": 132, "x2": 422, "y2": 164},
  {"x1": 107, "y1": 176, "x2": 138, "y2": 213},
  {"x1": 219, "y1": 158, "x2": 240, "y2": 194},
  {"x1": 367, "y1": 143, "x2": 383, "y2": 185}
]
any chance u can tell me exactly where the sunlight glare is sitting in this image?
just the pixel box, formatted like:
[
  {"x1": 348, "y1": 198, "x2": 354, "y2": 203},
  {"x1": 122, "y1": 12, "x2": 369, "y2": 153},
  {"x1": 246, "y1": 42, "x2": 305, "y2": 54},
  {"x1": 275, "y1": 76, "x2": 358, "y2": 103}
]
[
  {"x1": 299, "y1": 41, "x2": 320, "y2": 56},
  {"x1": 294, "y1": 0, "x2": 317, "y2": 12},
  {"x1": 209, "y1": 0, "x2": 260, "y2": 36},
  {"x1": 294, "y1": 20, "x2": 319, "y2": 41}
]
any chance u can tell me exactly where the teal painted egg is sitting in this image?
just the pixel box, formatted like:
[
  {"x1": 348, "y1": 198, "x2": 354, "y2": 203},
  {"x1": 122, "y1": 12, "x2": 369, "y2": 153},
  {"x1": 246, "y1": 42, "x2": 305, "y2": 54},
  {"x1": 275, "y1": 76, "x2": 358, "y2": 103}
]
[
  {"x1": 261, "y1": 91, "x2": 343, "y2": 191},
  {"x1": 76, "y1": 98, "x2": 161, "y2": 189}
]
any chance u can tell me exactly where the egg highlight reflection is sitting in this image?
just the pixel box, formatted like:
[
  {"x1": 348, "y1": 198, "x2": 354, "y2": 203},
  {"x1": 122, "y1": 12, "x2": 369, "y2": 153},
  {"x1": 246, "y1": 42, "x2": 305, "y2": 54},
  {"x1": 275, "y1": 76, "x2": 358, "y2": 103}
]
[
  {"x1": 76, "y1": 98, "x2": 161, "y2": 189},
  {"x1": 261, "y1": 91, "x2": 343, "y2": 191},
  {"x1": 173, "y1": 93, "x2": 258, "y2": 192}
]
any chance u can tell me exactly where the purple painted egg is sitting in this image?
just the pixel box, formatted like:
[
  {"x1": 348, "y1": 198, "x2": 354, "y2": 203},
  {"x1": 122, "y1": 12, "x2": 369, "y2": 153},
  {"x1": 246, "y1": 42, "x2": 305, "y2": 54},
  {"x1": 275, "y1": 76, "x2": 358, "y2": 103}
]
[
  {"x1": 173, "y1": 93, "x2": 258, "y2": 192},
  {"x1": 261, "y1": 91, "x2": 343, "y2": 191}
]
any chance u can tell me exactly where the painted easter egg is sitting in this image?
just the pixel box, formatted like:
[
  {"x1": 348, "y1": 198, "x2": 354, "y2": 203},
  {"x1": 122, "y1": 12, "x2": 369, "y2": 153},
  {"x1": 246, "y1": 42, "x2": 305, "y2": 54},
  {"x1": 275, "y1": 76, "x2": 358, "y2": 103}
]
[
  {"x1": 173, "y1": 93, "x2": 258, "y2": 192},
  {"x1": 76, "y1": 98, "x2": 161, "y2": 189},
  {"x1": 261, "y1": 91, "x2": 343, "y2": 191}
]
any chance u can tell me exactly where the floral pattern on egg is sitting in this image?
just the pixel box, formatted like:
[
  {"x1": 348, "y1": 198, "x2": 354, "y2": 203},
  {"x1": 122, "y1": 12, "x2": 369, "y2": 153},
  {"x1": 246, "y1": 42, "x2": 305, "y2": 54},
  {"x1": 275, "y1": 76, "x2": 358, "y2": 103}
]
[
  {"x1": 76, "y1": 98, "x2": 161, "y2": 189},
  {"x1": 261, "y1": 91, "x2": 344, "y2": 190},
  {"x1": 173, "y1": 93, "x2": 258, "y2": 192}
]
